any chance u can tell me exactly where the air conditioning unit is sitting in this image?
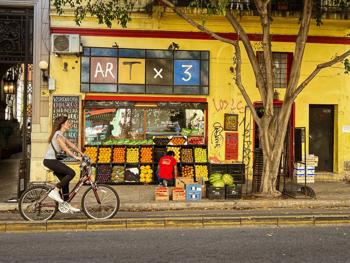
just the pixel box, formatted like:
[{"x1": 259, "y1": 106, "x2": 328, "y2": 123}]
[{"x1": 51, "y1": 34, "x2": 80, "y2": 54}]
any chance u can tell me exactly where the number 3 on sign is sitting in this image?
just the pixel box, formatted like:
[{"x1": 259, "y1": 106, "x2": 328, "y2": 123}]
[
  {"x1": 182, "y1": 65, "x2": 192, "y2": 81},
  {"x1": 174, "y1": 60, "x2": 200, "y2": 85}
]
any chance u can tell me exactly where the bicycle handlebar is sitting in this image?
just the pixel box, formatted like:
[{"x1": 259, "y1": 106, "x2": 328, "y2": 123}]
[{"x1": 81, "y1": 155, "x2": 92, "y2": 166}]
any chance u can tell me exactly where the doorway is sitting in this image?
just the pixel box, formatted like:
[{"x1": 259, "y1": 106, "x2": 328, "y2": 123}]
[
  {"x1": 0, "y1": 7, "x2": 33, "y2": 200},
  {"x1": 309, "y1": 105, "x2": 334, "y2": 172}
]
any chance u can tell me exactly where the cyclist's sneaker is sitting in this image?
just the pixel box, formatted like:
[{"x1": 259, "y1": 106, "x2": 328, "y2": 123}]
[
  {"x1": 48, "y1": 190, "x2": 64, "y2": 203},
  {"x1": 67, "y1": 203, "x2": 80, "y2": 213},
  {"x1": 58, "y1": 202, "x2": 70, "y2": 213}
]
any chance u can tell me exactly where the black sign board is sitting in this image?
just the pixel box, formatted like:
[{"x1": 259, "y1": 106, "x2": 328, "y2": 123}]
[{"x1": 52, "y1": 95, "x2": 80, "y2": 148}]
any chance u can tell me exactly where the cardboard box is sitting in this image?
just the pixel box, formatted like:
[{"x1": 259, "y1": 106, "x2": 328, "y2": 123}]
[
  {"x1": 155, "y1": 186, "x2": 169, "y2": 201},
  {"x1": 295, "y1": 176, "x2": 315, "y2": 183},
  {"x1": 172, "y1": 188, "x2": 186, "y2": 201},
  {"x1": 175, "y1": 178, "x2": 194, "y2": 189}
]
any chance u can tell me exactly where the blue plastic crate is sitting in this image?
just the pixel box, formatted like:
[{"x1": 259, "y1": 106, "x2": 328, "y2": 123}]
[
  {"x1": 186, "y1": 191, "x2": 201, "y2": 201},
  {"x1": 186, "y1": 184, "x2": 202, "y2": 192}
]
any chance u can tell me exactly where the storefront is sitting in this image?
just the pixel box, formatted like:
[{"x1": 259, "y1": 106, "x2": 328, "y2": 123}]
[
  {"x1": 83, "y1": 96, "x2": 209, "y2": 184},
  {"x1": 72, "y1": 46, "x2": 211, "y2": 185}
]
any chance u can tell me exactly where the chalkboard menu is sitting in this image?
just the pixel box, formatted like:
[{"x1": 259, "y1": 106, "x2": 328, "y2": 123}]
[{"x1": 52, "y1": 95, "x2": 80, "y2": 148}]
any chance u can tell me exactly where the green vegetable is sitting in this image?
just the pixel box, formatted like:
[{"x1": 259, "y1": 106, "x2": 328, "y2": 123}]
[
  {"x1": 222, "y1": 173, "x2": 234, "y2": 185},
  {"x1": 212, "y1": 180, "x2": 225, "y2": 187},
  {"x1": 209, "y1": 173, "x2": 222, "y2": 183}
]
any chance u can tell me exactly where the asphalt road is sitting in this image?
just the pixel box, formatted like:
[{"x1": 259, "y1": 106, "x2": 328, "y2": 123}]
[{"x1": 1, "y1": 226, "x2": 350, "y2": 263}]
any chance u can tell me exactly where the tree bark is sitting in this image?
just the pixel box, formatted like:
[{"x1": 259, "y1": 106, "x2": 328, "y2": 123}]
[{"x1": 258, "y1": 101, "x2": 293, "y2": 196}]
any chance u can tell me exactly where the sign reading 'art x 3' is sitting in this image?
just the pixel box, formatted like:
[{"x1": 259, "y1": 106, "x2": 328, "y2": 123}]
[{"x1": 90, "y1": 58, "x2": 201, "y2": 86}]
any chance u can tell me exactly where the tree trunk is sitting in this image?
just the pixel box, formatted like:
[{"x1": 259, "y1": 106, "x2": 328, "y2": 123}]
[{"x1": 258, "y1": 103, "x2": 293, "y2": 197}]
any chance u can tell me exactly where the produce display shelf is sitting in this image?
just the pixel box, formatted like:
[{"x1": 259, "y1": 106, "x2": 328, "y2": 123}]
[{"x1": 85, "y1": 143, "x2": 209, "y2": 185}]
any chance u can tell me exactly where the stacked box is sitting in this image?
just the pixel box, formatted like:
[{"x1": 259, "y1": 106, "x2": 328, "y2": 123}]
[
  {"x1": 206, "y1": 186, "x2": 225, "y2": 200},
  {"x1": 296, "y1": 177, "x2": 315, "y2": 183},
  {"x1": 294, "y1": 163, "x2": 315, "y2": 183},
  {"x1": 185, "y1": 184, "x2": 202, "y2": 201},
  {"x1": 172, "y1": 187, "x2": 186, "y2": 201},
  {"x1": 175, "y1": 178, "x2": 194, "y2": 189},
  {"x1": 306, "y1": 154, "x2": 318, "y2": 167},
  {"x1": 155, "y1": 186, "x2": 169, "y2": 201},
  {"x1": 209, "y1": 163, "x2": 245, "y2": 184},
  {"x1": 225, "y1": 184, "x2": 242, "y2": 199}
]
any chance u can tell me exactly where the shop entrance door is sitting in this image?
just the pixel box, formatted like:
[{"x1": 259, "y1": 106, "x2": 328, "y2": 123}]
[
  {"x1": 0, "y1": 7, "x2": 33, "y2": 199},
  {"x1": 309, "y1": 105, "x2": 334, "y2": 172}
]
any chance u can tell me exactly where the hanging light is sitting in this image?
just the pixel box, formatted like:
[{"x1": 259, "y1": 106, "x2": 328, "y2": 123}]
[{"x1": 3, "y1": 70, "x2": 16, "y2": 95}]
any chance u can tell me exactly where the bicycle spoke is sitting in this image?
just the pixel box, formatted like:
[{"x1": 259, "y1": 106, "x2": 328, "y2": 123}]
[
  {"x1": 19, "y1": 185, "x2": 58, "y2": 221},
  {"x1": 82, "y1": 185, "x2": 119, "y2": 220}
]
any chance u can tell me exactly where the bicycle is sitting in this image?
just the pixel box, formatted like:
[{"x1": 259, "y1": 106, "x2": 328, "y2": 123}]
[{"x1": 19, "y1": 156, "x2": 120, "y2": 221}]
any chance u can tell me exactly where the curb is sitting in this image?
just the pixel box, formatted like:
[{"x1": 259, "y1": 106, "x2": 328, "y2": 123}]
[
  {"x1": 1, "y1": 214, "x2": 350, "y2": 233},
  {"x1": 3, "y1": 200, "x2": 350, "y2": 212}
]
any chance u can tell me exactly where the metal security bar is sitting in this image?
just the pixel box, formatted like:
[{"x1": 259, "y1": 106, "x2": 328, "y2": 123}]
[{"x1": 0, "y1": 8, "x2": 33, "y2": 64}]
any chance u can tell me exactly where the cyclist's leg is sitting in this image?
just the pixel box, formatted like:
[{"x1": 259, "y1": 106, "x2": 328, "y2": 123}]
[
  {"x1": 53, "y1": 166, "x2": 75, "y2": 201},
  {"x1": 43, "y1": 159, "x2": 75, "y2": 201},
  {"x1": 55, "y1": 173, "x2": 70, "y2": 201}
]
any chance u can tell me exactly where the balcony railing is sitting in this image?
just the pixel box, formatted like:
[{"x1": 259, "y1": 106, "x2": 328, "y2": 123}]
[{"x1": 134, "y1": 0, "x2": 350, "y2": 18}]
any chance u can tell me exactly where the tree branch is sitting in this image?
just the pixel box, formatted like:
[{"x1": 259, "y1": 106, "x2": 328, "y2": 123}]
[
  {"x1": 254, "y1": 0, "x2": 273, "y2": 115},
  {"x1": 285, "y1": 0, "x2": 313, "y2": 99},
  {"x1": 233, "y1": 41, "x2": 261, "y2": 127},
  {"x1": 159, "y1": 0, "x2": 235, "y2": 45},
  {"x1": 291, "y1": 49, "x2": 350, "y2": 101},
  {"x1": 225, "y1": 10, "x2": 267, "y2": 103}
]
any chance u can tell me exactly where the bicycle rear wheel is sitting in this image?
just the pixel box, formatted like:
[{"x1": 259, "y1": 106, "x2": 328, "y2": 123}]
[
  {"x1": 81, "y1": 184, "x2": 120, "y2": 219},
  {"x1": 19, "y1": 185, "x2": 58, "y2": 221}
]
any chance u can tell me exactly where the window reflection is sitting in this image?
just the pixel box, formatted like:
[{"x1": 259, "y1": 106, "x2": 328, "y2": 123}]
[{"x1": 84, "y1": 107, "x2": 205, "y2": 145}]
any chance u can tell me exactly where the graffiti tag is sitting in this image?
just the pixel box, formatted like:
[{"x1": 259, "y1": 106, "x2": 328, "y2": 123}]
[
  {"x1": 212, "y1": 98, "x2": 245, "y2": 114},
  {"x1": 211, "y1": 122, "x2": 224, "y2": 149}
]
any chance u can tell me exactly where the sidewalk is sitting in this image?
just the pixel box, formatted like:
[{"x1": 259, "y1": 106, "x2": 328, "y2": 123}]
[
  {"x1": 1, "y1": 181, "x2": 350, "y2": 232},
  {"x1": 1, "y1": 180, "x2": 350, "y2": 212}
]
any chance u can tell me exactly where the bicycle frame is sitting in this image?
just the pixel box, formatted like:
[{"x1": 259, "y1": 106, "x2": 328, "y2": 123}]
[{"x1": 66, "y1": 158, "x2": 102, "y2": 205}]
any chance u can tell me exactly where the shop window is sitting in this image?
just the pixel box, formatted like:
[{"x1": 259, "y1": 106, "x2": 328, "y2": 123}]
[
  {"x1": 257, "y1": 52, "x2": 293, "y2": 89},
  {"x1": 84, "y1": 105, "x2": 206, "y2": 145}
]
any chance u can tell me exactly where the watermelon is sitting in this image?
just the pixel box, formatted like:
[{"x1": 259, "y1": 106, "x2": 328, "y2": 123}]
[
  {"x1": 212, "y1": 180, "x2": 225, "y2": 187},
  {"x1": 209, "y1": 173, "x2": 222, "y2": 183},
  {"x1": 222, "y1": 173, "x2": 234, "y2": 185}
]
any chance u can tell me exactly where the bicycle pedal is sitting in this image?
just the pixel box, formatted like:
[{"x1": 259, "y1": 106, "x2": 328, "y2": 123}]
[{"x1": 58, "y1": 202, "x2": 70, "y2": 213}]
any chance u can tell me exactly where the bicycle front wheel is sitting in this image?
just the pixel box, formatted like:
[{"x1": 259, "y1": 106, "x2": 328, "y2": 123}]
[
  {"x1": 19, "y1": 185, "x2": 58, "y2": 221},
  {"x1": 81, "y1": 184, "x2": 120, "y2": 219}
]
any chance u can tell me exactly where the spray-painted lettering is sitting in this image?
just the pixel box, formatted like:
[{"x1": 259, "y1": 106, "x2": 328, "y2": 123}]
[
  {"x1": 212, "y1": 98, "x2": 245, "y2": 113},
  {"x1": 211, "y1": 122, "x2": 224, "y2": 149}
]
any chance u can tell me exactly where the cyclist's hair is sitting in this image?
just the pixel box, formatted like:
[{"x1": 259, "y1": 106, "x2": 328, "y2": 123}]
[
  {"x1": 48, "y1": 116, "x2": 68, "y2": 142},
  {"x1": 167, "y1": 151, "x2": 175, "y2": 156}
]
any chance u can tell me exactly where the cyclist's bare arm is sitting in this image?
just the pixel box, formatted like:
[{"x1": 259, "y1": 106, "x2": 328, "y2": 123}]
[{"x1": 57, "y1": 136, "x2": 82, "y2": 161}]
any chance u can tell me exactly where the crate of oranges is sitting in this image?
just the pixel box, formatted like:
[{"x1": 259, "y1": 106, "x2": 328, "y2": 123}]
[
  {"x1": 113, "y1": 146, "x2": 126, "y2": 163},
  {"x1": 169, "y1": 136, "x2": 186, "y2": 145},
  {"x1": 84, "y1": 146, "x2": 98, "y2": 163},
  {"x1": 140, "y1": 147, "x2": 153, "y2": 163}
]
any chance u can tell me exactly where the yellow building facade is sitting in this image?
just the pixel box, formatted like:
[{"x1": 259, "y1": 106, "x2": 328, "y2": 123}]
[{"x1": 30, "y1": 7, "x2": 350, "y2": 184}]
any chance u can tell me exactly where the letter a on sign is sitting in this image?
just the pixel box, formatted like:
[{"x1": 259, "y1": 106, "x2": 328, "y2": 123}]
[{"x1": 90, "y1": 57, "x2": 118, "y2": 83}]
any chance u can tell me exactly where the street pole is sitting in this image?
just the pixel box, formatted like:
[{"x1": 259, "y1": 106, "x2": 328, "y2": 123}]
[{"x1": 17, "y1": 63, "x2": 29, "y2": 199}]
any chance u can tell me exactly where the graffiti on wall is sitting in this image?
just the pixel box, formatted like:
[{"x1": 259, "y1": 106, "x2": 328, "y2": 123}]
[
  {"x1": 212, "y1": 98, "x2": 245, "y2": 113},
  {"x1": 211, "y1": 122, "x2": 224, "y2": 149},
  {"x1": 241, "y1": 106, "x2": 253, "y2": 174}
]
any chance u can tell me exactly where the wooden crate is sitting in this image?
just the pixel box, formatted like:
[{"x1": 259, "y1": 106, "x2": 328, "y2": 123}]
[
  {"x1": 155, "y1": 186, "x2": 169, "y2": 201},
  {"x1": 172, "y1": 188, "x2": 186, "y2": 201}
]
